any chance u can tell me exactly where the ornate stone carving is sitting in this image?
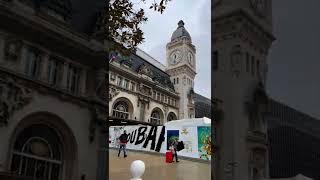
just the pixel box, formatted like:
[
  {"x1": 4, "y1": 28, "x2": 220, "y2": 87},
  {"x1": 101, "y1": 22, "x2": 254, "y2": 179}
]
[
  {"x1": 138, "y1": 63, "x2": 153, "y2": 78},
  {"x1": 109, "y1": 87, "x2": 120, "y2": 102},
  {"x1": 139, "y1": 84, "x2": 152, "y2": 97},
  {"x1": 0, "y1": 77, "x2": 32, "y2": 126},
  {"x1": 163, "y1": 105, "x2": 169, "y2": 117}
]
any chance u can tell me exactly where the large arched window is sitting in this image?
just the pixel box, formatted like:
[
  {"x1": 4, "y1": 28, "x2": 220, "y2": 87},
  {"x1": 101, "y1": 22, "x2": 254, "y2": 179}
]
[
  {"x1": 167, "y1": 112, "x2": 178, "y2": 122},
  {"x1": 10, "y1": 125, "x2": 62, "y2": 180},
  {"x1": 150, "y1": 111, "x2": 161, "y2": 125},
  {"x1": 112, "y1": 101, "x2": 129, "y2": 119},
  {"x1": 149, "y1": 108, "x2": 164, "y2": 125}
]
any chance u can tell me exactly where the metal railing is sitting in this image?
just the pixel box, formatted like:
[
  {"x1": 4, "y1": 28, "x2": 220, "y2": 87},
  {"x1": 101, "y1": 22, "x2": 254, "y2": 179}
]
[{"x1": 112, "y1": 109, "x2": 129, "y2": 119}]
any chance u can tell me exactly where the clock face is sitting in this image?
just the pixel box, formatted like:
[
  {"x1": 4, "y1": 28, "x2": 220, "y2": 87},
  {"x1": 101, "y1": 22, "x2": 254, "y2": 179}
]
[
  {"x1": 170, "y1": 50, "x2": 181, "y2": 65},
  {"x1": 187, "y1": 51, "x2": 194, "y2": 66},
  {"x1": 250, "y1": 0, "x2": 267, "y2": 17}
]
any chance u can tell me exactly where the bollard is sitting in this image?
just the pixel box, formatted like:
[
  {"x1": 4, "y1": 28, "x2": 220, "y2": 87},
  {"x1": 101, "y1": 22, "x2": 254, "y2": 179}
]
[{"x1": 130, "y1": 160, "x2": 145, "y2": 180}]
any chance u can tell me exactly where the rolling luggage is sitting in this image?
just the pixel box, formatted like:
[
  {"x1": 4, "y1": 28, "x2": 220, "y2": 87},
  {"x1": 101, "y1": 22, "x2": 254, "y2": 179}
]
[{"x1": 165, "y1": 151, "x2": 173, "y2": 163}]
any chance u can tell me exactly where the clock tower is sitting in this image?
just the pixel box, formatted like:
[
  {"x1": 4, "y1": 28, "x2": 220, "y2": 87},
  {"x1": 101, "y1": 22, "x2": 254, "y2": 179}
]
[
  {"x1": 166, "y1": 20, "x2": 196, "y2": 119},
  {"x1": 213, "y1": 0, "x2": 275, "y2": 180}
]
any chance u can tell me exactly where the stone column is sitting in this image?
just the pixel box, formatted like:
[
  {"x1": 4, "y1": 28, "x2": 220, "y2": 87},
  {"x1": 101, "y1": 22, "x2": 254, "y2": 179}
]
[
  {"x1": 19, "y1": 44, "x2": 28, "y2": 74},
  {"x1": 96, "y1": 127, "x2": 108, "y2": 180},
  {"x1": 61, "y1": 62, "x2": 69, "y2": 90},
  {"x1": 39, "y1": 53, "x2": 49, "y2": 82},
  {"x1": 79, "y1": 69, "x2": 87, "y2": 96},
  {"x1": 0, "y1": 32, "x2": 5, "y2": 65},
  {"x1": 95, "y1": 68, "x2": 106, "y2": 99},
  {"x1": 139, "y1": 101, "x2": 145, "y2": 122}
]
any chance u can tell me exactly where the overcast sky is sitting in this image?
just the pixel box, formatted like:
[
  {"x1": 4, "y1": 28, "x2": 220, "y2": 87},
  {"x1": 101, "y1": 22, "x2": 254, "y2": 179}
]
[
  {"x1": 136, "y1": 0, "x2": 211, "y2": 100},
  {"x1": 267, "y1": 0, "x2": 320, "y2": 119}
]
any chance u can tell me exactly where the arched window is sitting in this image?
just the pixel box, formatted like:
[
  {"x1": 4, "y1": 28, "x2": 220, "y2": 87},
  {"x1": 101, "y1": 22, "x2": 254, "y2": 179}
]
[
  {"x1": 10, "y1": 125, "x2": 62, "y2": 180},
  {"x1": 167, "y1": 112, "x2": 177, "y2": 122},
  {"x1": 173, "y1": 78, "x2": 176, "y2": 84},
  {"x1": 150, "y1": 109, "x2": 164, "y2": 125},
  {"x1": 112, "y1": 101, "x2": 129, "y2": 119},
  {"x1": 177, "y1": 77, "x2": 179, "y2": 84}
]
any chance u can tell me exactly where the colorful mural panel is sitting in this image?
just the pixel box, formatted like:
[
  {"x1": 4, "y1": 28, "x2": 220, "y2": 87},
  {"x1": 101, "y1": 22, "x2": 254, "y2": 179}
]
[
  {"x1": 197, "y1": 126, "x2": 212, "y2": 160},
  {"x1": 167, "y1": 130, "x2": 179, "y2": 150}
]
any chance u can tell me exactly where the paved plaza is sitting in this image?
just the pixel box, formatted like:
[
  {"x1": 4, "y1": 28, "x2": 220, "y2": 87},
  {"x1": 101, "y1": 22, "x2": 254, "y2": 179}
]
[{"x1": 109, "y1": 149, "x2": 211, "y2": 180}]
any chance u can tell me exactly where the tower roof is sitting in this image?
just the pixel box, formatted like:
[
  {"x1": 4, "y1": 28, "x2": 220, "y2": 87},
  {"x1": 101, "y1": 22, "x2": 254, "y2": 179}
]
[{"x1": 171, "y1": 20, "x2": 191, "y2": 42}]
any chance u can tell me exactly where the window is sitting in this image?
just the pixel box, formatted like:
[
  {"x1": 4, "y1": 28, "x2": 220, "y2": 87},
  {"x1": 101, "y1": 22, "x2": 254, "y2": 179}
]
[
  {"x1": 161, "y1": 94, "x2": 164, "y2": 102},
  {"x1": 112, "y1": 101, "x2": 129, "y2": 119},
  {"x1": 157, "y1": 93, "x2": 160, "y2": 101},
  {"x1": 177, "y1": 78, "x2": 179, "y2": 84},
  {"x1": 10, "y1": 125, "x2": 62, "y2": 180},
  {"x1": 25, "y1": 48, "x2": 39, "y2": 79},
  {"x1": 168, "y1": 98, "x2": 171, "y2": 105},
  {"x1": 150, "y1": 110, "x2": 162, "y2": 125},
  {"x1": 117, "y1": 76, "x2": 123, "y2": 86},
  {"x1": 123, "y1": 79, "x2": 129, "y2": 89},
  {"x1": 246, "y1": 52, "x2": 250, "y2": 73},
  {"x1": 131, "y1": 82, "x2": 136, "y2": 91},
  {"x1": 48, "y1": 58, "x2": 62, "y2": 86},
  {"x1": 67, "y1": 65, "x2": 81, "y2": 94},
  {"x1": 165, "y1": 96, "x2": 167, "y2": 103},
  {"x1": 167, "y1": 112, "x2": 177, "y2": 121},
  {"x1": 173, "y1": 78, "x2": 176, "y2": 84},
  {"x1": 251, "y1": 56, "x2": 255, "y2": 76},
  {"x1": 213, "y1": 51, "x2": 218, "y2": 70},
  {"x1": 153, "y1": 91, "x2": 156, "y2": 99}
]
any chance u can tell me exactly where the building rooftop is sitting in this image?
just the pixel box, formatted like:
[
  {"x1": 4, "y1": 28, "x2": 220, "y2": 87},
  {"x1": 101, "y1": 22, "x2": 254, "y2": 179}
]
[
  {"x1": 171, "y1": 20, "x2": 192, "y2": 42},
  {"x1": 267, "y1": 99, "x2": 320, "y2": 138},
  {"x1": 194, "y1": 93, "x2": 211, "y2": 119},
  {"x1": 136, "y1": 48, "x2": 166, "y2": 71}
]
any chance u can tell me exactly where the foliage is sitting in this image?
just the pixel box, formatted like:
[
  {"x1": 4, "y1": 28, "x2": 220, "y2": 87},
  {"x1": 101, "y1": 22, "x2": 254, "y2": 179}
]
[
  {"x1": 106, "y1": 0, "x2": 172, "y2": 56},
  {"x1": 168, "y1": 136, "x2": 178, "y2": 145}
]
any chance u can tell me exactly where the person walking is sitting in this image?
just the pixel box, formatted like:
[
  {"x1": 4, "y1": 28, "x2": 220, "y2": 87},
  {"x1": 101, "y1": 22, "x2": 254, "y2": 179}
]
[
  {"x1": 118, "y1": 130, "x2": 128, "y2": 158},
  {"x1": 171, "y1": 139, "x2": 179, "y2": 162}
]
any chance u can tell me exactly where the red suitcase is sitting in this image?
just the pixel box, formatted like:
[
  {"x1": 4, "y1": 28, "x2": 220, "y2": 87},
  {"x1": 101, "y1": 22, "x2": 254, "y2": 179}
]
[{"x1": 165, "y1": 151, "x2": 173, "y2": 163}]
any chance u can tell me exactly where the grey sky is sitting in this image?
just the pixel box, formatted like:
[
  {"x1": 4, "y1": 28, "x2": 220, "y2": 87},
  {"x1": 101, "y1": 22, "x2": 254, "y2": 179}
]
[
  {"x1": 267, "y1": 0, "x2": 320, "y2": 119},
  {"x1": 136, "y1": 0, "x2": 211, "y2": 100}
]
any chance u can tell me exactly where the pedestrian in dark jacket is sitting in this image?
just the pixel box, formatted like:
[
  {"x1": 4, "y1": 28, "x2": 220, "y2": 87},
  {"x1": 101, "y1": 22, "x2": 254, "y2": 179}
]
[
  {"x1": 118, "y1": 130, "x2": 128, "y2": 158},
  {"x1": 171, "y1": 139, "x2": 179, "y2": 162}
]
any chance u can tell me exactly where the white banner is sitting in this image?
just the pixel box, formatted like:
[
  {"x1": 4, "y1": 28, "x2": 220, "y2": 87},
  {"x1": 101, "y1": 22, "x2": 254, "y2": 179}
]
[
  {"x1": 109, "y1": 124, "x2": 211, "y2": 160},
  {"x1": 110, "y1": 126, "x2": 166, "y2": 153}
]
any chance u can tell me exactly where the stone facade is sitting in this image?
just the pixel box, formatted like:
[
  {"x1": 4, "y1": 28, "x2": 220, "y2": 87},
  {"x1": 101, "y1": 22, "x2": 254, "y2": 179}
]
[
  {"x1": 0, "y1": 1, "x2": 106, "y2": 180},
  {"x1": 213, "y1": 0, "x2": 275, "y2": 180},
  {"x1": 108, "y1": 20, "x2": 198, "y2": 125}
]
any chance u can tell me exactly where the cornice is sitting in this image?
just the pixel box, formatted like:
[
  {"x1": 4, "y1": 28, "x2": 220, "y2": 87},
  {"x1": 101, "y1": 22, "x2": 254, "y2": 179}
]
[
  {"x1": 214, "y1": 14, "x2": 273, "y2": 55},
  {"x1": 110, "y1": 63, "x2": 179, "y2": 97},
  {"x1": 214, "y1": 9, "x2": 276, "y2": 42},
  {"x1": 0, "y1": 67, "x2": 105, "y2": 109},
  {"x1": 109, "y1": 84, "x2": 179, "y2": 109},
  {"x1": 0, "y1": 2, "x2": 102, "y2": 51},
  {"x1": 0, "y1": 2, "x2": 105, "y2": 67},
  {"x1": 166, "y1": 64, "x2": 196, "y2": 78}
]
